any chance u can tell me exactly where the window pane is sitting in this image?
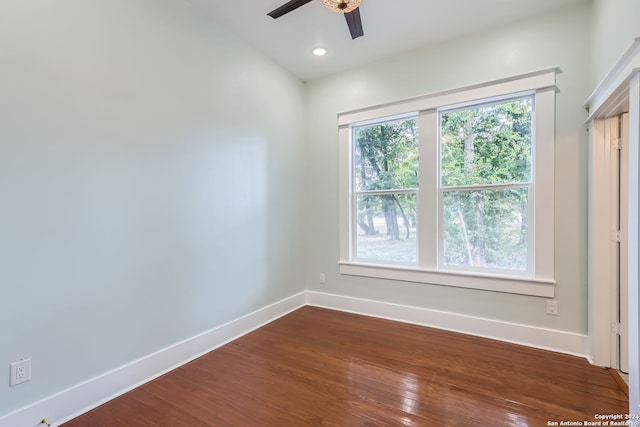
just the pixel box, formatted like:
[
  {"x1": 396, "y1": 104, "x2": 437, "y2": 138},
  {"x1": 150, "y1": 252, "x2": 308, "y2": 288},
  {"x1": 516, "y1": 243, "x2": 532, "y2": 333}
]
[
  {"x1": 442, "y1": 188, "x2": 528, "y2": 271},
  {"x1": 353, "y1": 118, "x2": 418, "y2": 191},
  {"x1": 356, "y1": 193, "x2": 417, "y2": 263},
  {"x1": 440, "y1": 98, "x2": 532, "y2": 187}
]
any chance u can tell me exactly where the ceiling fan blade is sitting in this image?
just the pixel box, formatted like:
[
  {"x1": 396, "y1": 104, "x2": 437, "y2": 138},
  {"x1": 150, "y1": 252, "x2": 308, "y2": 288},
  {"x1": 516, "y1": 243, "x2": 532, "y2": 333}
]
[
  {"x1": 344, "y1": 7, "x2": 364, "y2": 39},
  {"x1": 267, "y1": 0, "x2": 314, "y2": 19}
]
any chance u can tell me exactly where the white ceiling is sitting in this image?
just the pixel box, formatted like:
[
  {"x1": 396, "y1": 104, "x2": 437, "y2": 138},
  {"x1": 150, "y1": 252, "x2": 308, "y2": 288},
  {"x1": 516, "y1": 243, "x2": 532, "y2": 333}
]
[{"x1": 188, "y1": 0, "x2": 587, "y2": 81}]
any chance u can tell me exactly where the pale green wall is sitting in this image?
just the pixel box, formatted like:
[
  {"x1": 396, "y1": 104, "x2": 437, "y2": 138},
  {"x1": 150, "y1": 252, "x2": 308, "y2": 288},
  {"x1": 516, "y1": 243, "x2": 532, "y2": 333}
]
[
  {"x1": 305, "y1": 3, "x2": 592, "y2": 334},
  {"x1": 0, "y1": 0, "x2": 611, "y2": 419},
  {"x1": 0, "y1": 0, "x2": 306, "y2": 416},
  {"x1": 591, "y1": 0, "x2": 640, "y2": 86}
]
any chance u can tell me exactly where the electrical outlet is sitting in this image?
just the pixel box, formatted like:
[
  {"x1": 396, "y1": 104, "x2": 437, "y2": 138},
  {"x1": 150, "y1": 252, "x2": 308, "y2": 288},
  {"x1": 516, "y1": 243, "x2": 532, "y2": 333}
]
[
  {"x1": 10, "y1": 358, "x2": 31, "y2": 386},
  {"x1": 546, "y1": 301, "x2": 558, "y2": 316},
  {"x1": 319, "y1": 273, "x2": 326, "y2": 284}
]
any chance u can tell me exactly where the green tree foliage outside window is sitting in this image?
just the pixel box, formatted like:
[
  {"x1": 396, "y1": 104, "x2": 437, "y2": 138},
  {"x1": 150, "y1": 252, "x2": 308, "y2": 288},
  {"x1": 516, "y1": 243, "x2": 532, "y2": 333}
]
[
  {"x1": 353, "y1": 117, "x2": 418, "y2": 263},
  {"x1": 440, "y1": 97, "x2": 532, "y2": 271}
]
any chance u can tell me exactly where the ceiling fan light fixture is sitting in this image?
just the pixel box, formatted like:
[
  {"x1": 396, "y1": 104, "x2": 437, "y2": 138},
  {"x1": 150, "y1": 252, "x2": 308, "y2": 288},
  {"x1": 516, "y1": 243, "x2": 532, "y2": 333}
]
[{"x1": 322, "y1": 0, "x2": 362, "y2": 14}]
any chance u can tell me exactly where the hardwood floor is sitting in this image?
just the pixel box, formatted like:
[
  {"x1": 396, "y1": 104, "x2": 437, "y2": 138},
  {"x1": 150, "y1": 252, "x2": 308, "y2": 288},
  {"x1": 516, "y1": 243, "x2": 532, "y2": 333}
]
[{"x1": 62, "y1": 307, "x2": 628, "y2": 426}]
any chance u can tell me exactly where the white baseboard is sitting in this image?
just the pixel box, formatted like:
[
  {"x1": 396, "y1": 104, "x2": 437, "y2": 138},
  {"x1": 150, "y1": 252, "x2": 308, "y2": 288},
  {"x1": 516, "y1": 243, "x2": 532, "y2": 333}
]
[
  {"x1": 306, "y1": 291, "x2": 589, "y2": 359},
  {"x1": 2, "y1": 290, "x2": 590, "y2": 427},
  {"x1": 0, "y1": 292, "x2": 307, "y2": 427}
]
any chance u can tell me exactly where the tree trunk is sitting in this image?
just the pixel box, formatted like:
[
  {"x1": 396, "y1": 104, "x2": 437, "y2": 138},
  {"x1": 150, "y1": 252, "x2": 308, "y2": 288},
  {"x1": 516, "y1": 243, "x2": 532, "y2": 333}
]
[
  {"x1": 518, "y1": 195, "x2": 527, "y2": 246},
  {"x1": 393, "y1": 195, "x2": 411, "y2": 239},
  {"x1": 474, "y1": 198, "x2": 486, "y2": 266},
  {"x1": 383, "y1": 196, "x2": 400, "y2": 240},
  {"x1": 358, "y1": 222, "x2": 371, "y2": 235},
  {"x1": 464, "y1": 118, "x2": 475, "y2": 179}
]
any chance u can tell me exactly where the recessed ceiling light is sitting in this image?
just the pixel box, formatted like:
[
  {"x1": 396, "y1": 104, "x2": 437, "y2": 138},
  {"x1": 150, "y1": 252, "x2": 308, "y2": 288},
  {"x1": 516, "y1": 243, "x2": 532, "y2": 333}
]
[{"x1": 312, "y1": 47, "x2": 328, "y2": 56}]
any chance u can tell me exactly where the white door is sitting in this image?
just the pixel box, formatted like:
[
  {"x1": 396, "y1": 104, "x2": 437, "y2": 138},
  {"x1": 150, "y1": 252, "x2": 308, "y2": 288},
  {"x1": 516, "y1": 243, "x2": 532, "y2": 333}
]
[
  {"x1": 608, "y1": 113, "x2": 630, "y2": 374},
  {"x1": 598, "y1": 114, "x2": 629, "y2": 373}
]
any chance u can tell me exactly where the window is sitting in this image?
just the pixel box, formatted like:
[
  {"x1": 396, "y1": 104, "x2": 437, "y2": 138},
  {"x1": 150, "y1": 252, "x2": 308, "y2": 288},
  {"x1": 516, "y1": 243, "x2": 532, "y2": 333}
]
[
  {"x1": 353, "y1": 115, "x2": 419, "y2": 264},
  {"x1": 440, "y1": 96, "x2": 532, "y2": 273},
  {"x1": 338, "y1": 70, "x2": 557, "y2": 297}
]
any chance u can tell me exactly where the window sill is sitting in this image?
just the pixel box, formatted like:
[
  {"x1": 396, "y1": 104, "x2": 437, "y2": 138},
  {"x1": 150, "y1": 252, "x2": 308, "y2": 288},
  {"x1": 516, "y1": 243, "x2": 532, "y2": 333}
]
[{"x1": 338, "y1": 262, "x2": 555, "y2": 297}]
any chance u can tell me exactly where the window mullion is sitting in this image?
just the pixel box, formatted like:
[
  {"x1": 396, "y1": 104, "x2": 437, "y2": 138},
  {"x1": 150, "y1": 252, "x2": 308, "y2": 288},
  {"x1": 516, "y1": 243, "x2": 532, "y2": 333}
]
[
  {"x1": 355, "y1": 188, "x2": 418, "y2": 196},
  {"x1": 339, "y1": 125, "x2": 351, "y2": 263},
  {"x1": 418, "y1": 109, "x2": 438, "y2": 269},
  {"x1": 441, "y1": 182, "x2": 531, "y2": 192}
]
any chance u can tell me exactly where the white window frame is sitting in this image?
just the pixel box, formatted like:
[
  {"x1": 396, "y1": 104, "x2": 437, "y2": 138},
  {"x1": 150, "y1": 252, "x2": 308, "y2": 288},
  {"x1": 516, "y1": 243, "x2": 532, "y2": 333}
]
[{"x1": 338, "y1": 69, "x2": 557, "y2": 297}]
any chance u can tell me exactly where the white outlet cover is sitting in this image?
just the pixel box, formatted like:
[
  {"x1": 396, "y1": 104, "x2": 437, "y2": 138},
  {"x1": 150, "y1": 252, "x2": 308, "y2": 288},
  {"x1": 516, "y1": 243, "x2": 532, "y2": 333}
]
[
  {"x1": 546, "y1": 301, "x2": 559, "y2": 315},
  {"x1": 10, "y1": 358, "x2": 31, "y2": 386}
]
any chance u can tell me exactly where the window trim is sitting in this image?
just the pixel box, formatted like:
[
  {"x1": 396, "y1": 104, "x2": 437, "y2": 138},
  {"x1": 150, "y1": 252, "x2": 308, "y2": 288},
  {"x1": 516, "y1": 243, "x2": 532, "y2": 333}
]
[{"x1": 338, "y1": 69, "x2": 557, "y2": 297}]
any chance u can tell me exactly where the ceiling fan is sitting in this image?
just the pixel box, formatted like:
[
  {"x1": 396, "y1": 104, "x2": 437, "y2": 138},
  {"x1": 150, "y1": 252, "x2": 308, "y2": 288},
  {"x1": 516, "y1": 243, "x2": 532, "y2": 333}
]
[{"x1": 267, "y1": 0, "x2": 364, "y2": 40}]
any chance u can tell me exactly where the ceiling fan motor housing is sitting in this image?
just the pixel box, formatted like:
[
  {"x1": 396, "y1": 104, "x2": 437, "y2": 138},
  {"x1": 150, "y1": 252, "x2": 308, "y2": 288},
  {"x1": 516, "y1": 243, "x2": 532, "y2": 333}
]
[{"x1": 322, "y1": 0, "x2": 362, "y2": 14}]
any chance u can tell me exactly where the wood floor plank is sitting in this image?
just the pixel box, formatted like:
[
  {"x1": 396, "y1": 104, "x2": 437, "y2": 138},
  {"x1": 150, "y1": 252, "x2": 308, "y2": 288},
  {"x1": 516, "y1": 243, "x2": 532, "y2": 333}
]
[{"x1": 62, "y1": 306, "x2": 628, "y2": 426}]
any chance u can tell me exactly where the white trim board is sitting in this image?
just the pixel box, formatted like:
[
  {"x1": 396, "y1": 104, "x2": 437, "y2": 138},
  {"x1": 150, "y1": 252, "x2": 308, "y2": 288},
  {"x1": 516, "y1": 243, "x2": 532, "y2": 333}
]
[
  {"x1": 338, "y1": 67, "x2": 558, "y2": 126},
  {"x1": 585, "y1": 38, "x2": 640, "y2": 121},
  {"x1": 0, "y1": 292, "x2": 307, "y2": 427},
  {"x1": 306, "y1": 291, "x2": 589, "y2": 359},
  {"x1": 1, "y1": 290, "x2": 589, "y2": 427}
]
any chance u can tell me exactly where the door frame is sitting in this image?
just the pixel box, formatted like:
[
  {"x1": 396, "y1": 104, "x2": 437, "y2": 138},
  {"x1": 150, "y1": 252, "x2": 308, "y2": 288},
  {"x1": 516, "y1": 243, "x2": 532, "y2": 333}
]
[{"x1": 585, "y1": 38, "x2": 640, "y2": 415}]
